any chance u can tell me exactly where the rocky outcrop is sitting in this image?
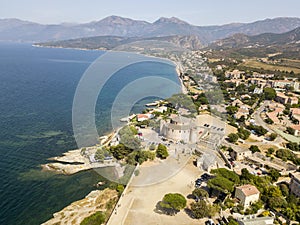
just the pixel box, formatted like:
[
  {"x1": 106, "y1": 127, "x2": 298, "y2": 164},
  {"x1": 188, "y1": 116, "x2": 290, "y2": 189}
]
[{"x1": 41, "y1": 188, "x2": 118, "y2": 225}]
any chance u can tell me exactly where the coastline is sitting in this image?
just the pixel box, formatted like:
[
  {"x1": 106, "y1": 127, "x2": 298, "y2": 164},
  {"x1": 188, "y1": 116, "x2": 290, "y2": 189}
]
[
  {"x1": 41, "y1": 188, "x2": 119, "y2": 225},
  {"x1": 39, "y1": 44, "x2": 187, "y2": 175},
  {"x1": 32, "y1": 44, "x2": 187, "y2": 94},
  {"x1": 38, "y1": 44, "x2": 188, "y2": 224}
]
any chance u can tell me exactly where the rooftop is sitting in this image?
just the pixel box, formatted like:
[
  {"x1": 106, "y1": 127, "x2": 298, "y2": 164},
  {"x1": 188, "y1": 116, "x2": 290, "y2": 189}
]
[
  {"x1": 290, "y1": 124, "x2": 300, "y2": 131},
  {"x1": 291, "y1": 108, "x2": 300, "y2": 115},
  {"x1": 291, "y1": 172, "x2": 300, "y2": 181},
  {"x1": 236, "y1": 184, "x2": 260, "y2": 196},
  {"x1": 238, "y1": 216, "x2": 274, "y2": 225}
]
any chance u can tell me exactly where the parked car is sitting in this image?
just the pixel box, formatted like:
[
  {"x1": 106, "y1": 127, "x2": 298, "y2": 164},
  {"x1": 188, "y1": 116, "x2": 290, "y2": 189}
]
[{"x1": 205, "y1": 219, "x2": 215, "y2": 225}]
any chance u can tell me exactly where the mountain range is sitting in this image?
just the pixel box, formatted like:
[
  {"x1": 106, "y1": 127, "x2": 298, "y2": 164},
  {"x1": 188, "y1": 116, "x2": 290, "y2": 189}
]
[
  {"x1": 1, "y1": 16, "x2": 300, "y2": 44},
  {"x1": 207, "y1": 27, "x2": 300, "y2": 59}
]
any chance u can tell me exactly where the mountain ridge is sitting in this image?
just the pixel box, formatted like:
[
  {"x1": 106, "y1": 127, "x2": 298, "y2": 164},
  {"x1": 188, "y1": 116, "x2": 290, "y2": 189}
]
[{"x1": 1, "y1": 16, "x2": 300, "y2": 44}]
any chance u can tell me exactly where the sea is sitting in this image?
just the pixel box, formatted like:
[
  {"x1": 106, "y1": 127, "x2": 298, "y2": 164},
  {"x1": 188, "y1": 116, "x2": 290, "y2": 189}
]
[{"x1": 0, "y1": 42, "x2": 181, "y2": 225}]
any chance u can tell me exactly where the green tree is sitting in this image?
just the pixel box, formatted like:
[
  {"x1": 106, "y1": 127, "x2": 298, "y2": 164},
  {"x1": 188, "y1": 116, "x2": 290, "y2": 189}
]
[
  {"x1": 159, "y1": 193, "x2": 186, "y2": 214},
  {"x1": 228, "y1": 219, "x2": 239, "y2": 225},
  {"x1": 95, "y1": 147, "x2": 111, "y2": 162},
  {"x1": 192, "y1": 188, "x2": 208, "y2": 200},
  {"x1": 207, "y1": 176, "x2": 234, "y2": 193},
  {"x1": 109, "y1": 144, "x2": 132, "y2": 160},
  {"x1": 286, "y1": 126, "x2": 295, "y2": 135},
  {"x1": 267, "y1": 148, "x2": 275, "y2": 155},
  {"x1": 286, "y1": 142, "x2": 300, "y2": 151},
  {"x1": 167, "y1": 93, "x2": 197, "y2": 113},
  {"x1": 264, "y1": 118, "x2": 274, "y2": 124},
  {"x1": 249, "y1": 145, "x2": 260, "y2": 153},
  {"x1": 240, "y1": 168, "x2": 254, "y2": 181},
  {"x1": 156, "y1": 144, "x2": 169, "y2": 159},
  {"x1": 119, "y1": 126, "x2": 141, "y2": 150},
  {"x1": 80, "y1": 211, "x2": 106, "y2": 225},
  {"x1": 268, "y1": 169, "x2": 280, "y2": 182},
  {"x1": 226, "y1": 105, "x2": 238, "y2": 115},
  {"x1": 278, "y1": 183, "x2": 289, "y2": 197},
  {"x1": 190, "y1": 200, "x2": 218, "y2": 219},
  {"x1": 263, "y1": 87, "x2": 276, "y2": 100},
  {"x1": 227, "y1": 133, "x2": 239, "y2": 143},
  {"x1": 211, "y1": 168, "x2": 240, "y2": 183},
  {"x1": 268, "y1": 196, "x2": 287, "y2": 209},
  {"x1": 269, "y1": 133, "x2": 277, "y2": 141},
  {"x1": 237, "y1": 127, "x2": 251, "y2": 140}
]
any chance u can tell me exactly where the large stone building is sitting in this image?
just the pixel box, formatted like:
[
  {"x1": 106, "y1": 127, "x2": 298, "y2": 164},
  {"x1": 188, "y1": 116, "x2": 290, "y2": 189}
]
[
  {"x1": 235, "y1": 184, "x2": 260, "y2": 208},
  {"x1": 160, "y1": 115, "x2": 203, "y2": 143},
  {"x1": 269, "y1": 79, "x2": 299, "y2": 91},
  {"x1": 290, "y1": 172, "x2": 300, "y2": 197}
]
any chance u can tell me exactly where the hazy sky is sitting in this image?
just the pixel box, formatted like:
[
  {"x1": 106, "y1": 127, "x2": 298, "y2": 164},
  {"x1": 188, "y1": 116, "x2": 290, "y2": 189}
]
[{"x1": 1, "y1": 0, "x2": 300, "y2": 25}]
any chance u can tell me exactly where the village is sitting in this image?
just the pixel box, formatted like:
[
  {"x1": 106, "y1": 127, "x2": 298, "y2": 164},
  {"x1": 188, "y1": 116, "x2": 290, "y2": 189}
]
[{"x1": 43, "y1": 50, "x2": 300, "y2": 225}]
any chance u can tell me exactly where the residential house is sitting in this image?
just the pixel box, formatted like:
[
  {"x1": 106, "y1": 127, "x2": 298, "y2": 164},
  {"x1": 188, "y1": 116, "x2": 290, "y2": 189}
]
[
  {"x1": 275, "y1": 92, "x2": 299, "y2": 105},
  {"x1": 235, "y1": 184, "x2": 260, "y2": 208},
  {"x1": 269, "y1": 79, "x2": 299, "y2": 91},
  {"x1": 153, "y1": 106, "x2": 168, "y2": 113},
  {"x1": 290, "y1": 124, "x2": 300, "y2": 136},
  {"x1": 252, "y1": 72, "x2": 274, "y2": 79},
  {"x1": 225, "y1": 69, "x2": 245, "y2": 79},
  {"x1": 249, "y1": 78, "x2": 267, "y2": 88},
  {"x1": 266, "y1": 105, "x2": 284, "y2": 124},
  {"x1": 235, "y1": 105, "x2": 251, "y2": 120},
  {"x1": 231, "y1": 99, "x2": 244, "y2": 107},
  {"x1": 137, "y1": 113, "x2": 153, "y2": 122},
  {"x1": 230, "y1": 147, "x2": 252, "y2": 161},
  {"x1": 290, "y1": 108, "x2": 300, "y2": 122}
]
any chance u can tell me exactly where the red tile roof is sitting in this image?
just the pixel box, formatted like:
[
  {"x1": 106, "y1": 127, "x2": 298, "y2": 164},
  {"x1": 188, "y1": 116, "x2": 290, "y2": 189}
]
[{"x1": 236, "y1": 184, "x2": 260, "y2": 196}]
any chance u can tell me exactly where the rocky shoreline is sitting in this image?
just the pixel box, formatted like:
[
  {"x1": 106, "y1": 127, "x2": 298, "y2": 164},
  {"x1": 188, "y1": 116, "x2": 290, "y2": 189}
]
[
  {"x1": 39, "y1": 46, "x2": 187, "y2": 224},
  {"x1": 41, "y1": 188, "x2": 118, "y2": 225}
]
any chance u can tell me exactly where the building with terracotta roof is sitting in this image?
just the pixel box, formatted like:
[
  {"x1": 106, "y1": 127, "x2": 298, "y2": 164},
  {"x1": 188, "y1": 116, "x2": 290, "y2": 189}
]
[
  {"x1": 275, "y1": 92, "x2": 299, "y2": 105},
  {"x1": 290, "y1": 124, "x2": 300, "y2": 136},
  {"x1": 136, "y1": 113, "x2": 153, "y2": 122},
  {"x1": 290, "y1": 108, "x2": 300, "y2": 122},
  {"x1": 235, "y1": 184, "x2": 260, "y2": 208}
]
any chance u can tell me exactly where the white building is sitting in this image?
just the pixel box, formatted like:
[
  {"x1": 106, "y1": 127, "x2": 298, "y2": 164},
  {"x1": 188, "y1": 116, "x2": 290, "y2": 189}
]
[
  {"x1": 136, "y1": 113, "x2": 153, "y2": 122},
  {"x1": 230, "y1": 147, "x2": 252, "y2": 161},
  {"x1": 235, "y1": 184, "x2": 260, "y2": 208},
  {"x1": 237, "y1": 215, "x2": 274, "y2": 225}
]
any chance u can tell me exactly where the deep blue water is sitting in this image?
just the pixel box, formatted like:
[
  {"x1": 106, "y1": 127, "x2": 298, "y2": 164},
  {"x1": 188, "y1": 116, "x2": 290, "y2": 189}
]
[{"x1": 0, "y1": 43, "x2": 180, "y2": 225}]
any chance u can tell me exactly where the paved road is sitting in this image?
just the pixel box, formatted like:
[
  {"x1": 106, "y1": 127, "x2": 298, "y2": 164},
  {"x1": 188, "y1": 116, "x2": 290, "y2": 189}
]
[{"x1": 251, "y1": 101, "x2": 285, "y2": 146}]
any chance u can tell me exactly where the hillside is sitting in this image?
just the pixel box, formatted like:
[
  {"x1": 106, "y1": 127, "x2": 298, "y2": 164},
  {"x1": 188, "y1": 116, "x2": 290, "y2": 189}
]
[
  {"x1": 207, "y1": 27, "x2": 300, "y2": 59},
  {"x1": 1, "y1": 16, "x2": 300, "y2": 44},
  {"x1": 36, "y1": 35, "x2": 203, "y2": 50}
]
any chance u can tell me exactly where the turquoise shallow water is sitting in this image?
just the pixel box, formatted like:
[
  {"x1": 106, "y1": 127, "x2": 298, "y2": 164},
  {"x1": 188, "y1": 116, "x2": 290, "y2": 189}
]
[{"x1": 0, "y1": 43, "x2": 180, "y2": 224}]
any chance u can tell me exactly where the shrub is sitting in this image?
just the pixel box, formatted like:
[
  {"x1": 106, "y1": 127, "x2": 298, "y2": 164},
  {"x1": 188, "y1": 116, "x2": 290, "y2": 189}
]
[{"x1": 80, "y1": 211, "x2": 106, "y2": 225}]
